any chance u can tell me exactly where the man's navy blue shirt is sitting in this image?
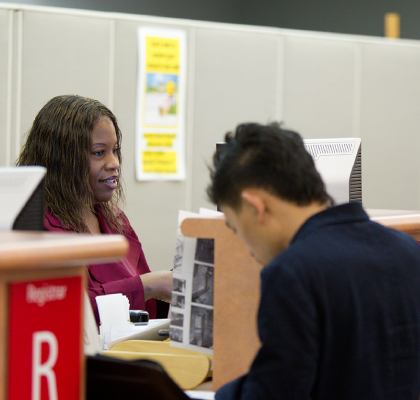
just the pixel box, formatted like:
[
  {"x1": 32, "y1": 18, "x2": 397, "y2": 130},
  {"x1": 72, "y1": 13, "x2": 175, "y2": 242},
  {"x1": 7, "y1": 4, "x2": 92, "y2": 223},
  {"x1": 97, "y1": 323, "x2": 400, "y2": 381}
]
[{"x1": 216, "y1": 202, "x2": 420, "y2": 399}]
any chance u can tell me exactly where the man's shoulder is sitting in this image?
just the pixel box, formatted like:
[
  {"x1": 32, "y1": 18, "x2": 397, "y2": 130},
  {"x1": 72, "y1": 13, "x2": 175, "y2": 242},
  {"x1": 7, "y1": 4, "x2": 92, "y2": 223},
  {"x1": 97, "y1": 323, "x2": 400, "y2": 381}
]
[{"x1": 264, "y1": 209, "x2": 420, "y2": 284}]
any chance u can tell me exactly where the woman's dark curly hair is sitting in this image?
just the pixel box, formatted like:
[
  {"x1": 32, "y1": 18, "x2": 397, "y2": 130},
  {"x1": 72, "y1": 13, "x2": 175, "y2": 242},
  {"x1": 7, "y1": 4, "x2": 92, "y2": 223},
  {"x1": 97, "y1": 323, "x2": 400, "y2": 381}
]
[{"x1": 16, "y1": 95, "x2": 125, "y2": 233}]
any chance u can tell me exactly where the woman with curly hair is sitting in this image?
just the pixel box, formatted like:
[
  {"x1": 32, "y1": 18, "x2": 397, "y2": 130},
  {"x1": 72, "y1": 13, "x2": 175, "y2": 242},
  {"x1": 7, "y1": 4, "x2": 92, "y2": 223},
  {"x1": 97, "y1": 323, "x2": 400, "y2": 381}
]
[{"x1": 17, "y1": 94, "x2": 172, "y2": 324}]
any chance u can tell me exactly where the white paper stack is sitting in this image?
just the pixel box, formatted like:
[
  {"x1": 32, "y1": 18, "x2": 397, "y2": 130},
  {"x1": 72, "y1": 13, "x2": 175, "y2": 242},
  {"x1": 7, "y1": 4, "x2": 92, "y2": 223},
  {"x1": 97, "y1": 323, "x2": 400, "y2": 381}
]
[
  {"x1": 96, "y1": 293, "x2": 131, "y2": 348},
  {"x1": 95, "y1": 293, "x2": 170, "y2": 349}
]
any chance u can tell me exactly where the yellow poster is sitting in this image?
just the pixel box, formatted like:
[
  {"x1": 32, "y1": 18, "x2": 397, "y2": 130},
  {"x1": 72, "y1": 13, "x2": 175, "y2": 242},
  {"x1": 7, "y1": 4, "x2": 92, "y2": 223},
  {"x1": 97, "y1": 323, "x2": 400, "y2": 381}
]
[
  {"x1": 136, "y1": 28, "x2": 186, "y2": 181},
  {"x1": 146, "y1": 37, "x2": 179, "y2": 74}
]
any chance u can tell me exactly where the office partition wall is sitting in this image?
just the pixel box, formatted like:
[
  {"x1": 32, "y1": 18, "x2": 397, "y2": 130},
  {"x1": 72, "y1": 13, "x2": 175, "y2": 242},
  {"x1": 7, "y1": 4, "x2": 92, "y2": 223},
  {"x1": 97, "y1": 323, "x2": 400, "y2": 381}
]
[{"x1": 2, "y1": 4, "x2": 420, "y2": 271}]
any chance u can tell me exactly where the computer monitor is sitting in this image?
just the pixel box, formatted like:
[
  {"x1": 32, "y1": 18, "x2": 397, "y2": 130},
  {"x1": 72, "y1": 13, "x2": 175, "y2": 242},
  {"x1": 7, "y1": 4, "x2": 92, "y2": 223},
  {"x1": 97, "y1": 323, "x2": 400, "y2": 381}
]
[
  {"x1": 0, "y1": 166, "x2": 46, "y2": 231},
  {"x1": 216, "y1": 137, "x2": 362, "y2": 205},
  {"x1": 304, "y1": 138, "x2": 361, "y2": 205}
]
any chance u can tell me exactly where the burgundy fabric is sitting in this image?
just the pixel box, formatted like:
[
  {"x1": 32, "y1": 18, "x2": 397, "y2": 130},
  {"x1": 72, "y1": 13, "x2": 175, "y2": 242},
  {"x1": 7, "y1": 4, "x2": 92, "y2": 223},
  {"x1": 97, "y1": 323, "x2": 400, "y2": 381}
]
[{"x1": 44, "y1": 208, "x2": 157, "y2": 325}]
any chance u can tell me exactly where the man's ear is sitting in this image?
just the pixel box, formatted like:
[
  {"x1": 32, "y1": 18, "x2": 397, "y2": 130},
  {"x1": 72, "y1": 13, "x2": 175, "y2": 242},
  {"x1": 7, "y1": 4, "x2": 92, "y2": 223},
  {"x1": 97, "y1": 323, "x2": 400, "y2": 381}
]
[{"x1": 241, "y1": 190, "x2": 267, "y2": 223}]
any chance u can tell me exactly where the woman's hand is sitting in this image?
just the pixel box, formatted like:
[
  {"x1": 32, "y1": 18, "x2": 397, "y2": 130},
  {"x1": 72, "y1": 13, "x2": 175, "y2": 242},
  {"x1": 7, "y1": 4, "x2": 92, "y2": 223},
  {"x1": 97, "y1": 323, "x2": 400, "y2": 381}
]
[{"x1": 140, "y1": 270, "x2": 173, "y2": 302}]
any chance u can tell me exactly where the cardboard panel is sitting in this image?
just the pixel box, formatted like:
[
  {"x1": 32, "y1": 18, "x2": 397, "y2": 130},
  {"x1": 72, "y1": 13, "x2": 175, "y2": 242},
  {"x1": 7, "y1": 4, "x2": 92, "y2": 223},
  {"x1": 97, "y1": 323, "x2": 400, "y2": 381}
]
[{"x1": 181, "y1": 217, "x2": 262, "y2": 391}]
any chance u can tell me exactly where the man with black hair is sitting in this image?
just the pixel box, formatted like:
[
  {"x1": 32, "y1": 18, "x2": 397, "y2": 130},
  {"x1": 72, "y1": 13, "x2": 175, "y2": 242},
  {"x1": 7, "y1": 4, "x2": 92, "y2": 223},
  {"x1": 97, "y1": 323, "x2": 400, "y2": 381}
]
[{"x1": 208, "y1": 122, "x2": 420, "y2": 399}]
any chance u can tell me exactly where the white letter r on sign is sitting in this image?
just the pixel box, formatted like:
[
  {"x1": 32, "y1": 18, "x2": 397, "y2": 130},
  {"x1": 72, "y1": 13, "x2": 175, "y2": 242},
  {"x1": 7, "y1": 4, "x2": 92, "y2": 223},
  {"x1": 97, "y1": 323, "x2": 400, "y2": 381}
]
[{"x1": 32, "y1": 331, "x2": 58, "y2": 400}]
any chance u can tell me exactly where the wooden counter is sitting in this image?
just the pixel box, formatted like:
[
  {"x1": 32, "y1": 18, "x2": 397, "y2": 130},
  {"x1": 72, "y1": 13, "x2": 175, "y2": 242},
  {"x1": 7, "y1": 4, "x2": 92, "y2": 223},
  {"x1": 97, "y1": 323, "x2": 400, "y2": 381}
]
[
  {"x1": 0, "y1": 231, "x2": 128, "y2": 400},
  {"x1": 0, "y1": 231, "x2": 128, "y2": 269},
  {"x1": 368, "y1": 209, "x2": 420, "y2": 241}
]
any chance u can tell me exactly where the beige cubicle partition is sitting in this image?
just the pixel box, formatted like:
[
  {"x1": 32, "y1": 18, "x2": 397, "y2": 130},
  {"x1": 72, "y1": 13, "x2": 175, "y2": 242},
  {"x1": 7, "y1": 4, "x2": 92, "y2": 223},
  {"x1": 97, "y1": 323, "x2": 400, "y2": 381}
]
[
  {"x1": 182, "y1": 209, "x2": 420, "y2": 391},
  {"x1": 0, "y1": 231, "x2": 128, "y2": 400},
  {"x1": 2, "y1": 4, "x2": 420, "y2": 276}
]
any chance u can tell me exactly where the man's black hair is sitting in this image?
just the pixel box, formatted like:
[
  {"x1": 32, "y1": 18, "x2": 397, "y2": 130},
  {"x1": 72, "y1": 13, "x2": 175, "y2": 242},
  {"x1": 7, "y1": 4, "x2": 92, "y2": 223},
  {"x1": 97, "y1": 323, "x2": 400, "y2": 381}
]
[{"x1": 207, "y1": 122, "x2": 333, "y2": 210}]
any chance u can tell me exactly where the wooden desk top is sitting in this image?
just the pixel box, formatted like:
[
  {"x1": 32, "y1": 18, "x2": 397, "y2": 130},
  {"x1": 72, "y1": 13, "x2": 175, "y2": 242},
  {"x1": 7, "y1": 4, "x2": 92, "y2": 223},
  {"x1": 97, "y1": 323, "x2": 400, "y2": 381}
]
[
  {"x1": 367, "y1": 209, "x2": 420, "y2": 240},
  {"x1": 0, "y1": 231, "x2": 129, "y2": 269}
]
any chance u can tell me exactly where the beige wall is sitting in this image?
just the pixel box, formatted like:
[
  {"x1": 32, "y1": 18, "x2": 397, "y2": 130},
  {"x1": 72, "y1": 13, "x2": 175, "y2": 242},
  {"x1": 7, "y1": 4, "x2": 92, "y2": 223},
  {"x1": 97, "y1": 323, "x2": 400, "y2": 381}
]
[{"x1": 2, "y1": 4, "x2": 420, "y2": 271}]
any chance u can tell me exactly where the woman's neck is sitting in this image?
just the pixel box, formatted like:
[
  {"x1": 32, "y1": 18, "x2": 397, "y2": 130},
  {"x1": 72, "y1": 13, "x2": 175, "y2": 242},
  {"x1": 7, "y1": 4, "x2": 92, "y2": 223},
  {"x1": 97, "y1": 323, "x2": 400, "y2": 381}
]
[{"x1": 81, "y1": 206, "x2": 101, "y2": 234}]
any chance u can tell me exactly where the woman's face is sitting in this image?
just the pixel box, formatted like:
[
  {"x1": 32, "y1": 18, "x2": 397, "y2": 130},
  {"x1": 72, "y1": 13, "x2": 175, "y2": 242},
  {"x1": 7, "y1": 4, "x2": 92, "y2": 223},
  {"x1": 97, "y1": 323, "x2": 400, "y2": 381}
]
[{"x1": 88, "y1": 117, "x2": 120, "y2": 204}]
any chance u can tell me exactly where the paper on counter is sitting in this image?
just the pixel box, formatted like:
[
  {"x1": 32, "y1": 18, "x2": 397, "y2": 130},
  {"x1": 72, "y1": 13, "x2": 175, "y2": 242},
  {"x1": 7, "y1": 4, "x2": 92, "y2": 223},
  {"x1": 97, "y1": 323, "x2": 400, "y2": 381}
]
[
  {"x1": 170, "y1": 209, "x2": 216, "y2": 356},
  {"x1": 84, "y1": 291, "x2": 103, "y2": 356},
  {"x1": 106, "y1": 318, "x2": 170, "y2": 349},
  {"x1": 185, "y1": 390, "x2": 215, "y2": 400},
  {"x1": 96, "y1": 293, "x2": 131, "y2": 348}
]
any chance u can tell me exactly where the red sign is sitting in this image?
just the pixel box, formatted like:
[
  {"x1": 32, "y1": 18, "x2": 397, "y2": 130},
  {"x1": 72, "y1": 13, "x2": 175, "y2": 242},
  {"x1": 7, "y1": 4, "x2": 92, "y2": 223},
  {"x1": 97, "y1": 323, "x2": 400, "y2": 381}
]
[{"x1": 8, "y1": 276, "x2": 83, "y2": 400}]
